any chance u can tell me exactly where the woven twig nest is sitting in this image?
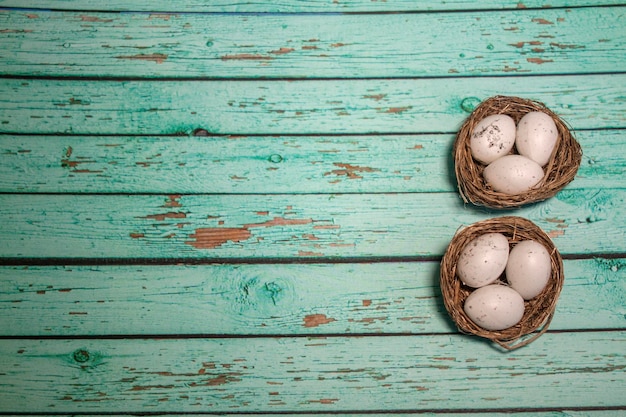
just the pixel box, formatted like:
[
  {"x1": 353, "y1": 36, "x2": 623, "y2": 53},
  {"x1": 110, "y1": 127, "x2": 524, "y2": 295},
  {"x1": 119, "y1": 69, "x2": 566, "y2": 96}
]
[
  {"x1": 454, "y1": 95, "x2": 582, "y2": 208},
  {"x1": 440, "y1": 216, "x2": 564, "y2": 350}
]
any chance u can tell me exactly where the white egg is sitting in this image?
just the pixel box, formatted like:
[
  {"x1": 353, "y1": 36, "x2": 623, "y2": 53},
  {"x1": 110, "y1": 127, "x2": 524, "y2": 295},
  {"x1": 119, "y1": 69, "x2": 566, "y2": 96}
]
[
  {"x1": 505, "y1": 240, "x2": 552, "y2": 300},
  {"x1": 516, "y1": 111, "x2": 558, "y2": 167},
  {"x1": 456, "y1": 233, "x2": 509, "y2": 288},
  {"x1": 483, "y1": 154, "x2": 544, "y2": 195},
  {"x1": 464, "y1": 284, "x2": 525, "y2": 331},
  {"x1": 470, "y1": 114, "x2": 517, "y2": 164}
]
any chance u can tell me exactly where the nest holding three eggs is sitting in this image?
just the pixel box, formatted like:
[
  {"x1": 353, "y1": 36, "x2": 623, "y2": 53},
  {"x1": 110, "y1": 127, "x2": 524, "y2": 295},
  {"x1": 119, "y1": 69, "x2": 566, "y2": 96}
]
[
  {"x1": 454, "y1": 95, "x2": 583, "y2": 209},
  {"x1": 440, "y1": 216, "x2": 564, "y2": 350}
]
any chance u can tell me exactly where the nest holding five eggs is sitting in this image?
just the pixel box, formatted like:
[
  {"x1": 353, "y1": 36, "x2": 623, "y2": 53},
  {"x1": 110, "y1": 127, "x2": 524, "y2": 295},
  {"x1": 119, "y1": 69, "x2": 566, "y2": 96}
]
[{"x1": 454, "y1": 95, "x2": 583, "y2": 209}]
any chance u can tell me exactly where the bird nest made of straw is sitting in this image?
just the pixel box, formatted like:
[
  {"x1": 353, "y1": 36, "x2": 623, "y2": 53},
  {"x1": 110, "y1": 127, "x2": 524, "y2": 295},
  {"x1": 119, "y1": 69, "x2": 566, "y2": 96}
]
[
  {"x1": 454, "y1": 95, "x2": 582, "y2": 208},
  {"x1": 440, "y1": 216, "x2": 564, "y2": 350}
]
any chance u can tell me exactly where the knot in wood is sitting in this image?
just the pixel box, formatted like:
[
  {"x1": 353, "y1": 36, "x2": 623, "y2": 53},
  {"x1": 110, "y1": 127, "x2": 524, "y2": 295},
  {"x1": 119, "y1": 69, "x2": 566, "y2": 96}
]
[
  {"x1": 268, "y1": 154, "x2": 283, "y2": 163},
  {"x1": 460, "y1": 97, "x2": 481, "y2": 113},
  {"x1": 72, "y1": 349, "x2": 90, "y2": 363}
]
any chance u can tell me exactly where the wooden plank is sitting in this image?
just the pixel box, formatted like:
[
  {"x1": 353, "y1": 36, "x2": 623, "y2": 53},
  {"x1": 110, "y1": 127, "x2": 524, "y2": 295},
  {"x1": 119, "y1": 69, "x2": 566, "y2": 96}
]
[
  {"x1": 6, "y1": 413, "x2": 623, "y2": 417},
  {"x1": 0, "y1": 0, "x2": 622, "y2": 12},
  {"x1": 0, "y1": 333, "x2": 624, "y2": 412},
  {"x1": 1, "y1": 8, "x2": 624, "y2": 78},
  {"x1": 0, "y1": 190, "x2": 623, "y2": 259},
  {"x1": 0, "y1": 258, "x2": 623, "y2": 336},
  {"x1": 0, "y1": 129, "x2": 622, "y2": 193},
  {"x1": 1, "y1": 75, "x2": 625, "y2": 135}
]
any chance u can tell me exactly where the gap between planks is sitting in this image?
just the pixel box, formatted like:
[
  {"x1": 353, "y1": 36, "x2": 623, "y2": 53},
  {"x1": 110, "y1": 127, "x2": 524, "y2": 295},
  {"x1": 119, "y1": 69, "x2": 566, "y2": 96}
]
[{"x1": 1, "y1": 253, "x2": 625, "y2": 266}]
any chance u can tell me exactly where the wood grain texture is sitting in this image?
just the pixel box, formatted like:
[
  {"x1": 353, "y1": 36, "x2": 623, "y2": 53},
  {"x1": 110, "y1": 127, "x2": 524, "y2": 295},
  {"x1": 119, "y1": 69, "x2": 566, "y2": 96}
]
[
  {"x1": 0, "y1": 129, "x2": 623, "y2": 193},
  {"x1": 1, "y1": 1, "x2": 624, "y2": 415},
  {"x1": 1, "y1": 259, "x2": 624, "y2": 336},
  {"x1": 0, "y1": 333, "x2": 624, "y2": 412},
  {"x1": 0, "y1": 0, "x2": 622, "y2": 12},
  {"x1": 0, "y1": 190, "x2": 623, "y2": 259},
  {"x1": 1, "y1": 7, "x2": 624, "y2": 78},
  {"x1": 1, "y1": 75, "x2": 625, "y2": 135}
]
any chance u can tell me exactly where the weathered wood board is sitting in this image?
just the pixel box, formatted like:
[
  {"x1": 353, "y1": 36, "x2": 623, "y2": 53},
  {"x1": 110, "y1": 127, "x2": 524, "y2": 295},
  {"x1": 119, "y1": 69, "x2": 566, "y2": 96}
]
[
  {"x1": 0, "y1": 189, "x2": 623, "y2": 259},
  {"x1": 2, "y1": 75, "x2": 625, "y2": 135},
  {"x1": 1, "y1": 7, "x2": 624, "y2": 78},
  {"x1": 1, "y1": 258, "x2": 624, "y2": 336},
  {"x1": 0, "y1": 333, "x2": 624, "y2": 412},
  {"x1": 1, "y1": 129, "x2": 624, "y2": 193},
  {"x1": 1, "y1": 0, "x2": 623, "y2": 12}
]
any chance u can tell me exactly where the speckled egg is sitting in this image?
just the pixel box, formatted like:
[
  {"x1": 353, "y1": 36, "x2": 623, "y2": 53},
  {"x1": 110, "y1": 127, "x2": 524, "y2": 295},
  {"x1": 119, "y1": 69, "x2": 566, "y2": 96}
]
[
  {"x1": 456, "y1": 233, "x2": 509, "y2": 288},
  {"x1": 470, "y1": 114, "x2": 517, "y2": 164},
  {"x1": 464, "y1": 284, "x2": 525, "y2": 331},
  {"x1": 506, "y1": 240, "x2": 552, "y2": 300},
  {"x1": 516, "y1": 111, "x2": 558, "y2": 167},
  {"x1": 483, "y1": 154, "x2": 544, "y2": 195}
]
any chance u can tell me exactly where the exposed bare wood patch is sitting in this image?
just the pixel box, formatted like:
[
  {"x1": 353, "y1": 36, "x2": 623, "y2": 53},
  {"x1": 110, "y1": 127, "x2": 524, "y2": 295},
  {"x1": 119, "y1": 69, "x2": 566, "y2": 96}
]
[
  {"x1": 130, "y1": 384, "x2": 175, "y2": 391},
  {"x1": 221, "y1": 54, "x2": 273, "y2": 61},
  {"x1": 546, "y1": 217, "x2": 566, "y2": 224},
  {"x1": 324, "y1": 163, "x2": 380, "y2": 179},
  {"x1": 398, "y1": 316, "x2": 428, "y2": 322},
  {"x1": 116, "y1": 53, "x2": 168, "y2": 64},
  {"x1": 135, "y1": 161, "x2": 162, "y2": 167},
  {"x1": 527, "y1": 57, "x2": 553, "y2": 64},
  {"x1": 205, "y1": 373, "x2": 243, "y2": 386},
  {"x1": 149, "y1": 14, "x2": 176, "y2": 21},
  {"x1": 79, "y1": 15, "x2": 114, "y2": 23},
  {"x1": 550, "y1": 42, "x2": 585, "y2": 49},
  {"x1": 163, "y1": 195, "x2": 182, "y2": 208},
  {"x1": 298, "y1": 250, "x2": 324, "y2": 257},
  {"x1": 0, "y1": 29, "x2": 34, "y2": 33},
  {"x1": 381, "y1": 106, "x2": 412, "y2": 114},
  {"x1": 510, "y1": 41, "x2": 542, "y2": 48},
  {"x1": 548, "y1": 229, "x2": 566, "y2": 238},
  {"x1": 349, "y1": 316, "x2": 387, "y2": 324},
  {"x1": 303, "y1": 314, "x2": 336, "y2": 328},
  {"x1": 186, "y1": 227, "x2": 252, "y2": 249},
  {"x1": 532, "y1": 18, "x2": 554, "y2": 25},
  {"x1": 363, "y1": 94, "x2": 387, "y2": 101},
  {"x1": 61, "y1": 159, "x2": 96, "y2": 168},
  {"x1": 140, "y1": 212, "x2": 187, "y2": 221},
  {"x1": 245, "y1": 217, "x2": 313, "y2": 228},
  {"x1": 309, "y1": 398, "x2": 339, "y2": 404},
  {"x1": 270, "y1": 47, "x2": 295, "y2": 55}
]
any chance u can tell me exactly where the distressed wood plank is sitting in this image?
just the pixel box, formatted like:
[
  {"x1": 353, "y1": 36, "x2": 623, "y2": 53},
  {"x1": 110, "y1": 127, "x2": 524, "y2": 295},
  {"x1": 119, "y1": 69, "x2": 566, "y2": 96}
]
[
  {"x1": 1, "y1": 8, "x2": 624, "y2": 78},
  {"x1": 0, "y1": 333, "x2": 624, "y2": 412},
  {"x1": 0, "y1": 129, "x2": 623, "y2": 193},
  {"x1": 0, "y1": 259, "x2": 623, "y2": 336},
  {"x1": 1, "y1": 75, "x2": 625, "y2": 135},
  {"x1": 0, "y1": 0, "x2": 622, "y2": 12},
  {"x1": 6, "y1": 414, "x2": 623, "y2": 417},
  {"x1": 0, "y1": 190, "x2": 623, "y2": 259}
]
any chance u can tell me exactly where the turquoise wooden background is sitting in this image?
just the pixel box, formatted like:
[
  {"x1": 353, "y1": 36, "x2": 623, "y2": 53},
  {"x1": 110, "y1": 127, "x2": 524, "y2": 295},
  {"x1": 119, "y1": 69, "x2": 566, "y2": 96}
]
[{"x1": 0, "y1": 0, "x2": 624, "y2": 415}]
